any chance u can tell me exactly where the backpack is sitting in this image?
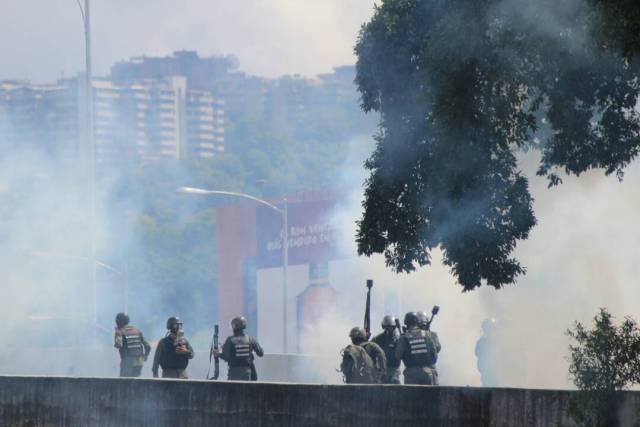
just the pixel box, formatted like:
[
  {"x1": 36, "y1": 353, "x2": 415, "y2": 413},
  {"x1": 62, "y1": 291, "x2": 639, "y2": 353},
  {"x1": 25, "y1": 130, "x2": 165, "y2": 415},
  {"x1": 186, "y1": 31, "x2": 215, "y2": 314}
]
[{"x1": 340, "y1": 344, "x2": 375, "y2": 384}]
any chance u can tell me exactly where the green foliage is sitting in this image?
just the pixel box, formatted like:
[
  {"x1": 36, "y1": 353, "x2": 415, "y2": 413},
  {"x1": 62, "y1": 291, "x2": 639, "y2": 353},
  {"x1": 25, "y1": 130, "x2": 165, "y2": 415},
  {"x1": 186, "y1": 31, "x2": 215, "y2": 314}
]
[
  {"x1": 354, "y1": 0, "x2": 640, "y2": 290},
  {"x1": 227, "y1": 89, "x2": 376, "y2": 197},
  {"x1": 567, "y1": 309, "x2": 640, "y2": 426},
  {"x1": 587, "y1": 0, "x2": 640, "y2": 58}
]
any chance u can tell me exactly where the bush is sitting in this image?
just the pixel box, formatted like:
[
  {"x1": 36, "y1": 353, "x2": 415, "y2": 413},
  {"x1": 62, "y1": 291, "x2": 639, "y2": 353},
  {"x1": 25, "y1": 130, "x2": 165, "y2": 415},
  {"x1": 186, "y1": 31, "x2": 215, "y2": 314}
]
[{"x1": 567, "y1": 308, "x2": 640, "y2": 426}]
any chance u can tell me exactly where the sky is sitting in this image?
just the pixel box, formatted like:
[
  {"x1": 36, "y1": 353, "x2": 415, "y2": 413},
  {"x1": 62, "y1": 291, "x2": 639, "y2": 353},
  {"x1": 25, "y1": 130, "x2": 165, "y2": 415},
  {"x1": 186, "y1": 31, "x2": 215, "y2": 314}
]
[{"x1": 0, "y1": 0, "x2": 377, "y2": 83}]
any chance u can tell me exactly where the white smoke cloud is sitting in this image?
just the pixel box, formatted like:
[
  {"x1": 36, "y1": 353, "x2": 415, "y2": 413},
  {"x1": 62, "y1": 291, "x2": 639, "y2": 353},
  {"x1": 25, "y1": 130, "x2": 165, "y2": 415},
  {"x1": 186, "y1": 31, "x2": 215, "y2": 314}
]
[{"x1": 318, "y1": 132, "x2": 640, "y2": 389}]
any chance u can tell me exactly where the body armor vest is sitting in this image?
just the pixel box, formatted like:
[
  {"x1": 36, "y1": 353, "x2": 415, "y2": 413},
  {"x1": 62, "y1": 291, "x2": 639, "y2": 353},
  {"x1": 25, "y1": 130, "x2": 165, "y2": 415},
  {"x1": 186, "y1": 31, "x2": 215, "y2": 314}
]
[
  {"x1": 159, "y1": 336, "x2": 189, "y2": 370},
  {"x1": 402, "y1": 329, "x2": 437, "y2": 368},
  {"x1": 229, "y1": 335, "x2": 252, "y2": 367},
  {"x1": 373, "y1": 332, "x2": 400, "y2": 368},
  {"x1": 121, "y1": 326, "x2": 144, "y2": 358}
]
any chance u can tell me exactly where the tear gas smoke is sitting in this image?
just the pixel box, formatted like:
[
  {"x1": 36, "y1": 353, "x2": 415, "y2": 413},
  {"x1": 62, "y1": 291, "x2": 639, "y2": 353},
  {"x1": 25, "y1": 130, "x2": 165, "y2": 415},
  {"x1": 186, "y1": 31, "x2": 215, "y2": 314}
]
[
  {"x1": 295, "y1": 0, "x2": 640, "y2": 388},
  {"x1": 300, "y1": 133, "x2": 640, "y2": 388},
  {"x1": 2, "y1": 0, "x2": 639, "y2": 388}
]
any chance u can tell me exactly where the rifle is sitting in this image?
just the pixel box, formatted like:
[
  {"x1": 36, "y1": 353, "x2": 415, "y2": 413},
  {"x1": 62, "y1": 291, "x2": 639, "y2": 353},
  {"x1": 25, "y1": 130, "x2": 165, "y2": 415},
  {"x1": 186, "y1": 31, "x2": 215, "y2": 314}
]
[
  {"x1": 364, "y1": 279, "x2": 373, "y2": 339},
  {"x1": 426, "y1": 306, "x2": 440, "y2": 331},
  {"x1": 207, "y1": 324, "x2": 220, "y2": 380},
  {"x1": 250, "y1": 358, "x2": 258, "y2": 381}
]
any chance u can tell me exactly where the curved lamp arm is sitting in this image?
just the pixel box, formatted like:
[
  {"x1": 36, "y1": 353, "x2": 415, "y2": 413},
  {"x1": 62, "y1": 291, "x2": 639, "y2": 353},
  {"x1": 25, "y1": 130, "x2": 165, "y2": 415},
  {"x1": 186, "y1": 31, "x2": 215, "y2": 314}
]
[{"x1": 177, "y1": 187, "x2": 284, "y2": 214}]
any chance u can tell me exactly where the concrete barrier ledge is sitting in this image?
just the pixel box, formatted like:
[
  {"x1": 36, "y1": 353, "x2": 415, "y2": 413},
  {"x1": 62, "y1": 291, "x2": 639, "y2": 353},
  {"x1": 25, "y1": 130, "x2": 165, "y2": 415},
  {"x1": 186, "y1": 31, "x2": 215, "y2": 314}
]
[{"x1": 0, "y1": 375, "x2": 637, "y2": 427}]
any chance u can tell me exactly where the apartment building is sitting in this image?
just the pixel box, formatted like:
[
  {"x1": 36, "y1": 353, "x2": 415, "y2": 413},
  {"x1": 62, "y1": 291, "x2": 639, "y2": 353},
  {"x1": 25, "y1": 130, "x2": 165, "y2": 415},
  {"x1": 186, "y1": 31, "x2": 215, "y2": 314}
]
[
  {"x1": 185, "y1": 89, "x2": 225, "y2": 159},
  {"x1": 0, "y1": 75, "x2": 225, "y2": 166}
]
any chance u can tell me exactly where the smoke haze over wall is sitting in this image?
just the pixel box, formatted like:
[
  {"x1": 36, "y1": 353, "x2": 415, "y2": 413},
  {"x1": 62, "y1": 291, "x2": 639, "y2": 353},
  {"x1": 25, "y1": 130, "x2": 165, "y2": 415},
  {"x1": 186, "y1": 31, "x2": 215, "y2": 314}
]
[
  {"x1": 301, "y1": 0, "x2": 640, "y2": 388},
  {"x1": 312, "y1": 132, "x2": 640, "y2": 388},
  {"x1": 1, "y1": 0, "x2": 640, "y2": 388}
]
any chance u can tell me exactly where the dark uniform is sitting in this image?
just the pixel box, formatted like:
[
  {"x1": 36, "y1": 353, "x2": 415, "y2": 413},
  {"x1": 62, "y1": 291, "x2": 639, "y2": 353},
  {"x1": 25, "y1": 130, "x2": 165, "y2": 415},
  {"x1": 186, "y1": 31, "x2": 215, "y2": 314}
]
[
  {"x1": 396, "y1": 326, "x2": 441, "y2": 385},
  {"x1": 152, "y1": 316, "x2": 194, "y2": 379},
  {"x1": 114, "y1": 313, "x2": 151, "y2": 378},
  {"x1": 372, "y1": 330, "x2": 401, "y2": 384},
  {"x1": 220, "y1": 333, "x2": 264, "y2": 381},
  {"x1": 218, "y1": 316, "x2": 264, "y2": 381}
]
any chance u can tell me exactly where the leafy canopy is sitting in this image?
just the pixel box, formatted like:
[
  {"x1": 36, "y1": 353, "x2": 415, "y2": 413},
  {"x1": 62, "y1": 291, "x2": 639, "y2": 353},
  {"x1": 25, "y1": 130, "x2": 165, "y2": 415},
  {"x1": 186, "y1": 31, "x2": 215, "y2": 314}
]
[{"x1": 355, "y1": 0, "x2": 640, "y2": 290}]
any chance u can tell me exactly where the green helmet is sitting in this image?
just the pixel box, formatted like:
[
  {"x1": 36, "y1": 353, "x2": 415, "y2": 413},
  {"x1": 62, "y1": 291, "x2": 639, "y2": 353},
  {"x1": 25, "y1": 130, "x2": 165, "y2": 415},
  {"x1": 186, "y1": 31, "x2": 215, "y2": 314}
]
[
  {"x1": 416, "y1": 311, "x2": 429, "y2": 329},
  {"x1": 381, "y1": 315, "x2": 396, "y2": 328},
  {"x1": 231, "y1": 316, "x2": 247, "y2": 331},
  {"x1": 166, "y1": 316, "x2": 183, "y2": 331},
  {"x1": 404, "y1": 312, "x2": 419, "y2": 327},
  {"x1": 349, "y1": 326, "x2": 367, "y2": 341}
]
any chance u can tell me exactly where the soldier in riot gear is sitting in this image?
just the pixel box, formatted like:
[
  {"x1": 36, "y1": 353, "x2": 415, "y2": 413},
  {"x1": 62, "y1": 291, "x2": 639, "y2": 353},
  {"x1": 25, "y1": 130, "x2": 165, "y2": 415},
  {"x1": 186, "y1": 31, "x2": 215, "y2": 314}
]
[
  {"x1": 372, "y1": 315, "x2": 401, "y2": 384},
  {"x1": 214, "y1": 316, "x2": 264, "y2": 381},
  {"x1": 340, "y1": 326, "x2": 386, "y2": 384},
  {"x1": 152, "y1": 316, "x2": 194, "y2": 379},
  {"x1": 396, "y1": 311, "x2": 441, "y2": 385},
  {"x1": 114, "y1": 312, "x2": 151, "y2": 377}
]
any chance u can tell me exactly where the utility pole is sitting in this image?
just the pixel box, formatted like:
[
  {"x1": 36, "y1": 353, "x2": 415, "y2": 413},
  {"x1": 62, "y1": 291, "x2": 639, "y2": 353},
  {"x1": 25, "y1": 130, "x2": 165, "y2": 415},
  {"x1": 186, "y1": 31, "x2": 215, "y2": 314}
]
[
  {"x1": 80, "y1": 0, "x2": 97, "y2": 328},
  {"x1": 282, "y1": 197, "x2": 288, "y2": 354}
]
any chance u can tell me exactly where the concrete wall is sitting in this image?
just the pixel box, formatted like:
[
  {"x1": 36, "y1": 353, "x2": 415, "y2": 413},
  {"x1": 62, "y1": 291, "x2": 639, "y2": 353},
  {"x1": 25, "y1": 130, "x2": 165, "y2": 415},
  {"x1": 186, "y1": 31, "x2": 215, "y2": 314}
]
[{"x1": 1, "y1": 376, "x2": 639, "y2": 427}]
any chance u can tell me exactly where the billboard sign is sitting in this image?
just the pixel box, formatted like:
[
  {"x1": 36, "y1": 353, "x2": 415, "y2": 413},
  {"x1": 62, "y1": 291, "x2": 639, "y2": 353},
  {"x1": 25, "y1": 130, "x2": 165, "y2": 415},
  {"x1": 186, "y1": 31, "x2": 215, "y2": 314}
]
[{"x1": 256, "y1": 199, "x2": 344, "y2": 268}]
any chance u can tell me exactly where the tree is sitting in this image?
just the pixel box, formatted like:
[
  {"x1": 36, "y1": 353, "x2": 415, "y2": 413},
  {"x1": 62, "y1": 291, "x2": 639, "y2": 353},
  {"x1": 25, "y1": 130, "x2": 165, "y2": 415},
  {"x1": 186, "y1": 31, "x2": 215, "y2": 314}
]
[
  {"x1": 354, "y1": 0, "x2": 640, "y2": 290},
  {"x1": 567, "y1": 308, "x2": 640, "y2": 426}
]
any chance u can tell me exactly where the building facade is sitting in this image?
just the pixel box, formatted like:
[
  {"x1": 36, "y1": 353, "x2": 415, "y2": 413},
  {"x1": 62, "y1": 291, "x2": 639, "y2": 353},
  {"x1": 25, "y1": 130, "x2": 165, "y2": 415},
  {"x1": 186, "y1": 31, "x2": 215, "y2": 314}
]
[{"x1": 0, "y1": 75, "x2": 225, "y2": 166}]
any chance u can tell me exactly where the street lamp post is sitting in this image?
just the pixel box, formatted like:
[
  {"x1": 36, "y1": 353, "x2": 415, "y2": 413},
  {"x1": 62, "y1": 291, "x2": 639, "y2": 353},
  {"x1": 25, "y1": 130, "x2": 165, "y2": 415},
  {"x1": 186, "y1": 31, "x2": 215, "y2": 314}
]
[
  {"x1": 75, "y1": 0, "x2": 97, "y2": 330},
  {"x1": 178, "y1": 187, "x2": 290, "y2": 353}
]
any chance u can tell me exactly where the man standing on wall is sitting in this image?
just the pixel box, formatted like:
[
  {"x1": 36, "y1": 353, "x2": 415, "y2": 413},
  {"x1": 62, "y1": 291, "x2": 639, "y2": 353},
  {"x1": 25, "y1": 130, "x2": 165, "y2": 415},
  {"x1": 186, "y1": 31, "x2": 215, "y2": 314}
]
[
  {"x1": 214, "y1": 316, "x2": 264, "y2": 381},
  {"x1": 114, "y1": 312, "x2": 151, "y2": 378},
  {"x1": 152, "y1": 316, "x2": 194, "y2": 379},
  {"x1": 340, "y1": 326, "x2": 386, "y2": 384},
  {"x1": 372, "y1": 315, "x2": 401, "y2": 384},
  {"x1": 396, "y1": 312, "x2": 441, "y2": 385}
]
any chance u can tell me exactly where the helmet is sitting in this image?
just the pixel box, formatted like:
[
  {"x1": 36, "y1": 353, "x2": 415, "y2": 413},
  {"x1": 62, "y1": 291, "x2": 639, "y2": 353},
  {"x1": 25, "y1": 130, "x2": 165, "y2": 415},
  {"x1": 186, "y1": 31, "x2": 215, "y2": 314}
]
[
  {"x1": 115, "y1": 312, "x2": 129, "y2": 327},
  {"x1": 231, "y1": 316, "x2": 248, "y2": 331},
  {"x1": 404, "y1": 312, "x2": 419, "y2": 327},
  {"x1": 166, "y1": 316, "x2": 183, "y2": 330},
  {"x1": 349, "y1": 326, "x2": 367, "y2": 341},
  {"x1": 482, "y1": 318, "x2": 496, "y2": 333},
  {"x1": 416, "y1": 311, "x2": 429, "y2": 328},
  {"x1": 381, "y1": 315, "x2": 396, "y2": 328}
]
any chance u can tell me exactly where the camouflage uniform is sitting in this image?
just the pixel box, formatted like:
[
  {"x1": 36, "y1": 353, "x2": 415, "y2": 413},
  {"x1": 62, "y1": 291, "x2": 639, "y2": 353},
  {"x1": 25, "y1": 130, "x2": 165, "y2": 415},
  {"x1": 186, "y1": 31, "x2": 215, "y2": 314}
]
[
  {"x1": 372, "y1": 330, "x2": 401, "y2": 384},
  {"x1": 340, "y1": 344, "x2": 376, "y2": 384},
  {"x1": 114, "y1": 325, "x2": 151, "y2": 378},
  {"x1": 396, "y1": 327, "x2": 441, "y2": 385},
  {"x1": 362, "y1": 341, "x2": 387, "y2": 383},
  {"x1": 220, "y1": 332, "x2": 264, "y2": 381}
]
